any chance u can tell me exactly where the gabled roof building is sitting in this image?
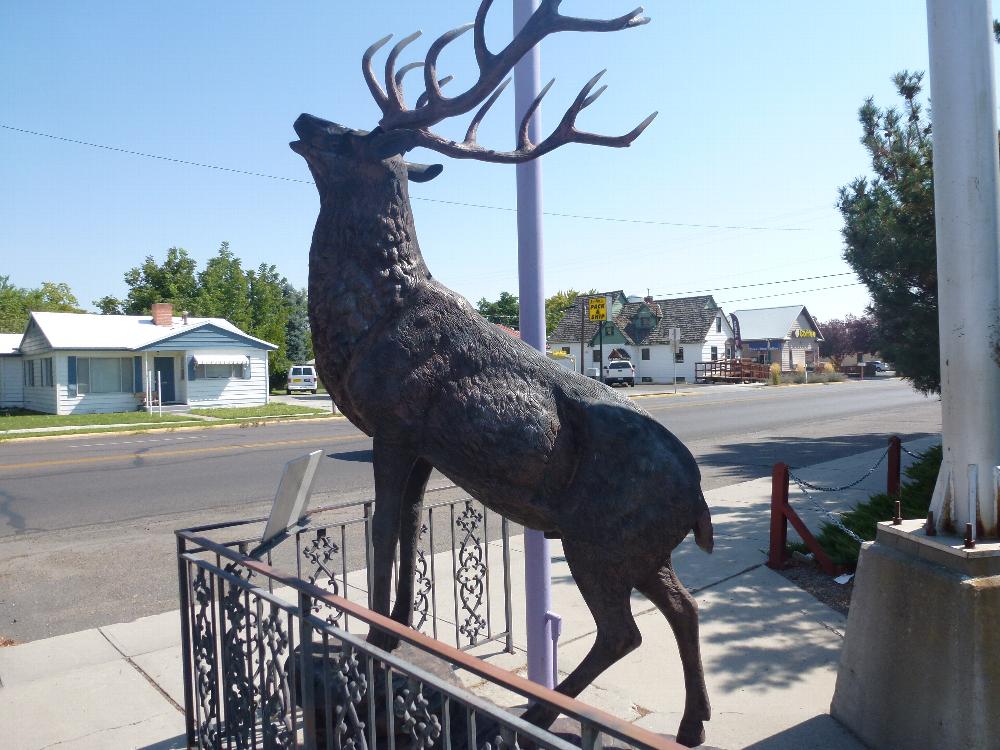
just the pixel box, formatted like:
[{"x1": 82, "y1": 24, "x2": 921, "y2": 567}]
[
  {"x1": 1, "y1": 303, "x2": 277, "y2": 414},
  {"x1": 729, "y1": 304, "x2": 824, "y2": 371},
  {"x1": 549, "y1": 292, "x2": 734, "y2": 384}
]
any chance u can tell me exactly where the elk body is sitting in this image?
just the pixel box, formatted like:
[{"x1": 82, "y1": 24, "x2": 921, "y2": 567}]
[{"x1": 291, "y1": 2, "x2": 713, "y2": 746}]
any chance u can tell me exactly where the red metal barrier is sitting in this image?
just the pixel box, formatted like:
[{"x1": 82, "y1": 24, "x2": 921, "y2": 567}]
[{"x1": 766, "y1": 461, "x2": 841, "y2": 576}]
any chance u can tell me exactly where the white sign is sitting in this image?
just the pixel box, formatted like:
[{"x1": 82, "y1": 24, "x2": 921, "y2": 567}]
[
  {"x1": 259, "y1": 450, "x2": 323, "y2": 548},
  {"x1": 668, "y1": 327, "x2": 680, "y2": 347}
]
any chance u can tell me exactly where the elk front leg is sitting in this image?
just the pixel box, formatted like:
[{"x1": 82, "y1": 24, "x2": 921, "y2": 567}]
[{"x1": 366, "y1": 437, "x2": 427, "y2": 652}]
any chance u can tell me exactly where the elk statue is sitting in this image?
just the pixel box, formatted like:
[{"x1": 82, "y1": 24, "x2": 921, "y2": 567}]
[{"x1": 291, "y1": 1, "x2": 713, "y2": 746}]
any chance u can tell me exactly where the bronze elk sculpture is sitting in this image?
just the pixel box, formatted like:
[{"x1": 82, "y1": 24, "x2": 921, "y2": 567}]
[{"x1": 291, "y1": 2, "x2": 713, "y2": 746}]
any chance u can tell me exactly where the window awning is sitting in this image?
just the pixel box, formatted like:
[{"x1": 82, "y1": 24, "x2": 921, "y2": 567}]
[{"x1": 193, "y1": 353, "x2": 250, "y2": 366}]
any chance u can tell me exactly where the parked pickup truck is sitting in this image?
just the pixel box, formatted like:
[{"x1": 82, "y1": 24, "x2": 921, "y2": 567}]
[{"x1": 603, "y1": 360, "x2": 636, "y2": 387}]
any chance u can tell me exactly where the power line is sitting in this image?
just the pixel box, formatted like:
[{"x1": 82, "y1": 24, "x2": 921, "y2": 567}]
[
  {"x1": 719, "y1": 282, "x2": 864, "y2": 305},
  {"x1": 2, "y1": 123, "x2": 824, "y2": 232},
  {"x1": 650, "y1": 271, "x2": 854, "y2": 298}
]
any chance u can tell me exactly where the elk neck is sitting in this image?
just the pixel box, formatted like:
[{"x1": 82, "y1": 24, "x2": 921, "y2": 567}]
[{"x1": 308, "y1": 162, "x2": 431, "y2": 365}]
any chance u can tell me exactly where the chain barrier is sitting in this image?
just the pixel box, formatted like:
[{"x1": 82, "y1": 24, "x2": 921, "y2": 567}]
[
  {"x1": 788, "y1": 475, "x2": 867, "y2": 545},
  {"x1": 900, "y1": 444, "x2": 924, "y2": 460},
  {"x1": 788, "y1": 446, "x2": 889, "y2": 493}
]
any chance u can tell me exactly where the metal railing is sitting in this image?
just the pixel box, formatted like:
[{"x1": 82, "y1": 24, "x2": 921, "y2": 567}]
[
  {"x1": 175, "y1": 525, "x2": 685, "y2": 750},
  {"x1": 695, "y1": 359, "x2": 769, "y2": 383},
  {"x1": 179, "y1": 489, "x2": 514, "y2": 655}
]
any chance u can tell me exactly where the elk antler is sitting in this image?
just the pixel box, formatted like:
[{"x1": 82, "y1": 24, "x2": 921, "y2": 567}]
[{"x1": 361, "y1": 0, "x2": 657, "y2": 163}]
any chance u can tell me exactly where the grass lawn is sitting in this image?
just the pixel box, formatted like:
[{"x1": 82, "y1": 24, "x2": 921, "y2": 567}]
[
  {"x1": 0, "y1": 408, "x2": 191, "y2": 430},
  {"x1": 189, "y1": 403, "x2": 328, "y2": 418}
]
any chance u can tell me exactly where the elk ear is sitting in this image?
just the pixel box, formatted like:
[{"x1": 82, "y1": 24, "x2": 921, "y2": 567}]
[
  {"x1": 406, "y1": 162, "x2": 444, "y2": 183},
  {"x1": 369, "y1": 129, "x2": 420, "y2": 160}
]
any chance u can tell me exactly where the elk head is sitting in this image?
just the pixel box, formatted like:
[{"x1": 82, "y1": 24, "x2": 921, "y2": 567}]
[{"x1": 290, "y1": 0, "x2": 658, "y2": 189}]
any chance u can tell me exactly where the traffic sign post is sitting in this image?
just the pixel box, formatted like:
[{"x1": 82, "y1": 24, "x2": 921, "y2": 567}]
[{"x1": 589, "y1": 296, "x2": 609, "y2": 382}]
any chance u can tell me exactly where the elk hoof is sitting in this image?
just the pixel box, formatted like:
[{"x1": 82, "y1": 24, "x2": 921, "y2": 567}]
[
  {"x1": 676, "y1": 717, "x2": 705, "y2": 748},
  {"x1": 366, "y1": 629, "x2": 400, "y2": 652}
]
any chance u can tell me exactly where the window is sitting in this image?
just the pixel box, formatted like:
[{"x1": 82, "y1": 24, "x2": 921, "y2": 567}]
[
  {"x1": 76, "y1": 357, "x2": 134, "y2": 394},
  {"x1": 23, "y1": 360, "x2": 35, "y2": 387},
  {"x1": 675, "y1": 347, "x2": 684, "y2": 363},
  {"x1": 198, "y1": 363, "x2": 243, "y2": 379},
  {"x1": 41, "y1": 357, "x2": 53, "y2": 387},
  {"x1": 561, "y1": 347, "x2": 570, "y2": 354},
  {"x1": 290, "y1": 366, "x2": 303, "y2": 376},
  {"x1": 710, "y1": 346, "x2": 718, "y2": 361},
  {"x1": 592, "y1": 350, "x2": 601, "y2": 363},
  {"x1": 641, "y1": 348, "x2": 650, "y2": 360},
  {"x1": 716, "y1": 316, "x2": 722, "y2": 333}
]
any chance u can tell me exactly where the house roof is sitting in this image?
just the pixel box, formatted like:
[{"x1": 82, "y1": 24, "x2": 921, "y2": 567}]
[
  {"x1": 0, "y1": 333, "x2": 21, "y2": 355},
  {"x1": 549, "y1": 292, "x2": 724, "y2": 345},
  {"x1": 729, "y1": 305, "x2": 822, "y2": 341},
  {"x1": 25, "y1": 312, "x2": 277, "y2": 351}
]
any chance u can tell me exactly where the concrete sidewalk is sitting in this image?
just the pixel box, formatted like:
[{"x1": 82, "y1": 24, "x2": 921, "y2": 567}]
[{"x1": 0, "y1": 437, "x2": 938, "y2": 749}]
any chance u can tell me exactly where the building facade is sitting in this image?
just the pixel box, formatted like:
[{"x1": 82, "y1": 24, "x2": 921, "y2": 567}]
[{"x1": 729, "y1": 305, "x2": 823, "y2": 371}]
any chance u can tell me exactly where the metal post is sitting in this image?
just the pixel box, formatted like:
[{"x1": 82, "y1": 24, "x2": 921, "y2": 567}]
[
  {"x1": 926, "y1": 0, "x2": 1000, "y2": 537},
  {"x1": 888, "y1": 436, "x2": 902, "y2": 498},
  {"x1": 157, "y1": 371, "x2": 163, "y2": 417},
  {"x1": 175, "y1": 537, "x2": 196, "y2": 746},
  {"x1": 767, "y1": 462, "x2": 789, "y2": 570},
  {"x1": 514, "y1": 0, "x2": 555, "y2": 689}
]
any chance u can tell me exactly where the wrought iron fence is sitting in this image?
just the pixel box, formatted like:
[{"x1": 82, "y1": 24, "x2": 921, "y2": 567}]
[
  {"x1": 179, "y1": 489, "x2": 513, "y2": 655},
  {"x1": 176, "y1": 526, "x2": 684, "y2": 750}
]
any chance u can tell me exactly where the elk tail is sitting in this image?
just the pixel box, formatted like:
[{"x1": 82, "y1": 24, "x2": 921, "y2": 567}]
[{"x1": 693, "y1": 490, "x2": 714, "y2": 554}]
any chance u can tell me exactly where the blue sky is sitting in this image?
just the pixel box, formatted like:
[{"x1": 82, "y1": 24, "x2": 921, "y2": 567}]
[{"x1": 0, "y1": 1, "x2": 954, "y2": 322}]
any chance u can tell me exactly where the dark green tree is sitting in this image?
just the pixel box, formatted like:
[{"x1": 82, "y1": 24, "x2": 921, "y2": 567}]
[
  {"x1": 247, "y1": 263, "x2": 291, "y2": 380},
  {"x1": 838, "y1": 71, "x2": 940, "y2": 393},
  {"x1": 121, "y1": 247, "x2": 199, "y2": 315},
  {"x1": 282, "y1": 283, "x2": 312, "y2": 365},
  {"x1": 0, "y1": 276, "x2": 84, "y2": 331},
  {"x1": 476, "y1": 291, "x2": 520, "y2": 328},
  {"x1": 195, "y1": 242, "x2": 251, "y2": 329},
  {"x1": 93, "y1": 295, "x2": 123, "y2": 315}
]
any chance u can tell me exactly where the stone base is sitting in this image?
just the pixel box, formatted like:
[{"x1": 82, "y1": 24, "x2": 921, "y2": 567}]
[{"x1": 831, "y1": 521, "x2": 1000, "y2": 750}]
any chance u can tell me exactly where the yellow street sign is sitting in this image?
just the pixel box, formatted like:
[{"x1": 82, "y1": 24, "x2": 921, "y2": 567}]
[{"x1": 588, "y1": 297, "x2": 607, "y2": 321}]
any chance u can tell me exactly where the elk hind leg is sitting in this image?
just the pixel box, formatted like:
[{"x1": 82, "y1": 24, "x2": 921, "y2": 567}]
[
  {"x1": 521, "y1": 542, "x2": 641, "y2": 730},
  {"x1": 636, "y1": 561, "x2": 710, "y2": 748}
]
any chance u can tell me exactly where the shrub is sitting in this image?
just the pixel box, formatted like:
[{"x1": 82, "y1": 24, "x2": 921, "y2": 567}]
[
  {"x1": 814, "y1": 444, "x2": 942, "y2": 567},
  {"x1": 768, "y1": 363, "x2": 782, "y2": 385}
]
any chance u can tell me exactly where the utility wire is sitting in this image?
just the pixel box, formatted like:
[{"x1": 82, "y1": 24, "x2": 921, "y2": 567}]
[
  {"x1": 2, "y1": 123, "x2": 822, "y2": 232},
  {"x1": 719, "y1": 281, "x2": 864, "y2": 305},
  {"x1": 650, "y1": 271, "x2": 854, "y2": 298}
]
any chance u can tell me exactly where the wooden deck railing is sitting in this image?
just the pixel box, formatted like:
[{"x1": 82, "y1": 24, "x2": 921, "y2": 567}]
[{"x1": 695, "y1": 359, "x2": 769, "y2": 383}]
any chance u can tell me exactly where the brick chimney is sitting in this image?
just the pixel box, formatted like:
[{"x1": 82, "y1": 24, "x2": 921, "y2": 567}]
[
  {"x1": 150, "y1": 302, "x2": 174, "y2": 326},
  {"x1": 644, "y1": 295, "x2": 654, "y2": 303}
]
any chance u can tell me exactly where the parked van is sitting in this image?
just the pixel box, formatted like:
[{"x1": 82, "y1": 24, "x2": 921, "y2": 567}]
[{"x1": 286, "y1": 364, "x2": 318, "y2": 394}]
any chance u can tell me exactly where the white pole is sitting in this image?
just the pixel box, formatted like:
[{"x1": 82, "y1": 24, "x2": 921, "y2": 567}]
[
  {"x1": 146, "y1": 369, "x2": 152, "y2": 414},
  {"x1": 926, "y1": 0, "x2": 1000, "y2": 536},
  {"x1": 157, "y1": 371, "x2": 162, "y2": 417}
]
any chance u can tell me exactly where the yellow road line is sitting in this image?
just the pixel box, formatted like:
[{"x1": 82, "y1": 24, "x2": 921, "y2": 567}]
[{"x1": 0, "y1": 433, "x2": 364, "y2": 472}]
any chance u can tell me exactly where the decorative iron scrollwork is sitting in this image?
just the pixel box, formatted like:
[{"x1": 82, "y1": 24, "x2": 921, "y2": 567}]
[
  {"x1": 220, "y1": 575, "x2": 258, "y2": 749},
  {"x1": 394, "y1": 678, "x2": 442, "y2": 748},
  {"x1": 456, "y1": 501, "x2": 488, "y2": 645},
  {"x1": 260, "y1": 610, "x2": 294, "y2": 748},
  {"x1": 413, "y1": 522, "x2": 432, "y2": 631},
  {"x1": 301, "y1": 528, "x2": 344, "y2": 625},
  {"x1": 326, "y1": 643, "x2": 370, "y2": 749},
  {"x1": 191, "y1": 567, "x2": 220, "y2": 747}
]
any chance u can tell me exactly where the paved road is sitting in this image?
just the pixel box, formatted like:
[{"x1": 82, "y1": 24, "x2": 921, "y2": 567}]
[{"x1": 0, "y1": 378, "x2": 939, "y2": 641}]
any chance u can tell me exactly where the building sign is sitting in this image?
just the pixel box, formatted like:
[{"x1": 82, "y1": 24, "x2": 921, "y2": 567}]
[
  {"x1": 747, "y1": 341, "x2": 776, "y2": 351},
  {"x1": 588, "y1": 297, "x2": 608, "y2": 321},
  {"x1": 795, "y1": 329, "x2": 817, "y2": 338}
]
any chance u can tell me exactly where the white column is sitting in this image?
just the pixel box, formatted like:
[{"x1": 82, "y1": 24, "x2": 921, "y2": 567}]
[{"x1": 927, "y1": 0, "x2": 1000, "y2": 536}]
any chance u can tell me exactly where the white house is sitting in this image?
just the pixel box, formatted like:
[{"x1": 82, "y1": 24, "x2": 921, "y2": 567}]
[
  {"x1": 0, "y1": 333, "x2": 24, "y2": 408},
  {"x1": 729, "y1": 305, "x2": 824, "y2": 371},
  {"x1": 548, "y1": 292, "x2": 734, "y2": 384},
  {"x1": 5, "y1": 303, "x2": 277, "y2": 414}
]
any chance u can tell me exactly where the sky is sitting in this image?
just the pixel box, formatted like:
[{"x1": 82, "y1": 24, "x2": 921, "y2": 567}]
[{"x1": 0, "y1": 1, "x2": 961, "y2": 324}]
